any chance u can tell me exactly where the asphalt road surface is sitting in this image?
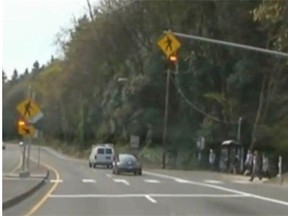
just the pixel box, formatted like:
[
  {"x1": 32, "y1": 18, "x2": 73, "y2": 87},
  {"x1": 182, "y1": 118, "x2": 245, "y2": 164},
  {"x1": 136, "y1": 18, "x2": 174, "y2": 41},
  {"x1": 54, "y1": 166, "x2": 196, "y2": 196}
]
[
  {"x1": 2, "y1": 143, "x2": 22, "y2": 174},
  {"x1": 4, "y1": 145, "x2": 288, "y2": 216}
]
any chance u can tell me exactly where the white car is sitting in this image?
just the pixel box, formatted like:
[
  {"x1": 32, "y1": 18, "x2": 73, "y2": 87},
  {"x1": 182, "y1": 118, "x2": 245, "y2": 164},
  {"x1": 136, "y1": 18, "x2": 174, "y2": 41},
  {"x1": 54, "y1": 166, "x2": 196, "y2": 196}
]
[{"x1": 89, "y1": 144, "x2": 115, "y2": 168}]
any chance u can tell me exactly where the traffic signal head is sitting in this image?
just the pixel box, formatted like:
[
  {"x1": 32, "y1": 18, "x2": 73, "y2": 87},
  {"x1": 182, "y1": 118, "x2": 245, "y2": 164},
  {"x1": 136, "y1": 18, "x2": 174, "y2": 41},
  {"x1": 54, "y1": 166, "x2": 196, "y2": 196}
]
[
  {"x1": 166, "y1": 53, "x2": 178, "y2": 71},
  {"x1": 18, "y1": 120, "x2": 26, "y2": 127},
  {"x1": 17, "y1": 119, "x2": 30, "y2": 136},
  {"x1": 169, "y1": 54, "x2": 177, "y2": 62}
]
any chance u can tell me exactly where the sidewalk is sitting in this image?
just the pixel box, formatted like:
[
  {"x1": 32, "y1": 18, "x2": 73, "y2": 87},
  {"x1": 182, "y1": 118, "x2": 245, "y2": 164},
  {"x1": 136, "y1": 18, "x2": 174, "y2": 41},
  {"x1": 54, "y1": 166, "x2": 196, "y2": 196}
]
[
  {"x1": 2, "y1": 160, "x2": 49, "y2": 210},
  {"x1": 220, "y1": 172, "x2": 288, "y2": 186},
  {"x1": 264, "y1": 173, "x2": 288, "y2": 187}
]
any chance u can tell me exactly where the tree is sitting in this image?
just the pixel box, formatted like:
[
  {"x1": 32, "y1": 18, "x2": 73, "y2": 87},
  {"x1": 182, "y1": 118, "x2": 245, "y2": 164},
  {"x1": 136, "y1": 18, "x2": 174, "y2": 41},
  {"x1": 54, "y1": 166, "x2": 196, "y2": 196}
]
[
  {"x1": 2, "y1": 70, "x2": 7, "y2": 83},
  {"x1": 24, "y1": 68, "x2": 29, "y2": 76},
  {"x1": 250, "y1": 0, "x2": 288, "y2": 152},
  {"x1": 11, "y1": 69, "x2": 19, "y2": 83},
  {"x1": 3, "y1": 0, "x2": 288, "y2": 165}
]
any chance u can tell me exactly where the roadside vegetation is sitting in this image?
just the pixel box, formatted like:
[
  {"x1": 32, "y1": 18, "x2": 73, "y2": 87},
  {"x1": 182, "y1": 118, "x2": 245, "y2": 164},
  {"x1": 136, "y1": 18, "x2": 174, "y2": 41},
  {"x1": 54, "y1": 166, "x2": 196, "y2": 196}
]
[{"x1": 3, "y1": 0, "x2": 288, "y2": 169}]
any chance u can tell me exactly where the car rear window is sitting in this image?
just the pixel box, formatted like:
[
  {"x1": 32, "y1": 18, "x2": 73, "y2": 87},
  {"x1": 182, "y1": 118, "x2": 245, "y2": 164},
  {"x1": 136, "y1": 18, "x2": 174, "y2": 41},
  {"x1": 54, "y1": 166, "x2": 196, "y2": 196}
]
[
  {"x1": 105, "y1": 148, "x2": 112, "y2": 154},
  {"x1": 119, "y1": 154, "x2": 137, "y2": 162},
  {"x1": 97, "y1": 148, "x2": 104, "y2": 154}
]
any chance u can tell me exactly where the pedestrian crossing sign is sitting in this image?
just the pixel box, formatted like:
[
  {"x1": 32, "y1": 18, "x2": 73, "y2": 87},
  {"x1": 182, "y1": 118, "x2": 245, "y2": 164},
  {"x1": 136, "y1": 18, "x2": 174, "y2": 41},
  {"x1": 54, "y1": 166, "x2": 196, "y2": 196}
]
[
  {"x1": 16, "y1": 98, "x2": 43, "y2": 123},
  {"x1": 157, "y1": 32, "x2": 181, "y2": 58}
]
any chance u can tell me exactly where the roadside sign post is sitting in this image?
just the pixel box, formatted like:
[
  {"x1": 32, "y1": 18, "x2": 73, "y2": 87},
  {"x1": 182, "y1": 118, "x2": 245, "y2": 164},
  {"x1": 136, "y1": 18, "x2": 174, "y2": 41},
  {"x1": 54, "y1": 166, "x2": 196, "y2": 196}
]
[
  {"x1": 27, "y1": 92, "x2": 36, "y2": 172},
  {"x1": 237, "y1": 117, "x2": 243, "y2": 173},
  {"x1": 16, "y1": 89, "x2": 43, "y2": 177},
  {"x1": 157, "y1": 31, "x2": 181, "y2": 169},
  {"x1": 130, "y1": 135, "x2": 140, "y2": 157},
  {"x1": 19, "y1": 138, "x2": 29, "y2": 177},
  {"x1": 21, "y1": 140, "x2": 26, "y2": 172},
  {"x1": 37, "y1": 130, "x2": 42, "y2": 168},
  {"x1": 130, "y1": 135, "x2": 140, "y2": 149},
  {"x1": 278, "y1": 156, "x2": 283, "y2": 184}
]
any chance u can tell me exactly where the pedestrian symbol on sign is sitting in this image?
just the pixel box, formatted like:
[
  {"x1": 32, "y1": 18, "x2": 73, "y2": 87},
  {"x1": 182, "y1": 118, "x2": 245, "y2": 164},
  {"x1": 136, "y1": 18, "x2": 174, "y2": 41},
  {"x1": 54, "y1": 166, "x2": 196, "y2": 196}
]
[
  {"x1": 165, "y1": 36, "x2": 173, "y2": 52},
  {"x1": 157, "y1": 32, "x2": 181, "y2": 58},
  {"x1": 23, "y1": 100, "x2": 32, "y2": 117}
]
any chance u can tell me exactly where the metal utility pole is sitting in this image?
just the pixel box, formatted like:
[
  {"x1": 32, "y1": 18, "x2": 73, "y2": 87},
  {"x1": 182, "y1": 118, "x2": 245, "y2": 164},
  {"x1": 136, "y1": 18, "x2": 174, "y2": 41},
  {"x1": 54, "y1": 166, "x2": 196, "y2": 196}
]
[
  {"x1": 237, "y1": 117, "x2": 243, "y2": 172},
  {"x1": 278, "y1": 156, "x2": 283, "y2": 184},
  {"x1": 164, "y1": 31, "x2": 288, "y2": 58},
  {"x1": 21, "y1": 139, "x2": 27, "y2": 172},
  {"x1": 37, "y1": 130, "x2": 41, "y2": 168},
  {"x1": 27, "y1": 86, "x2": 32, "y2": 174},
  {"x1": 26, "y1": 90, "x2": 35, "y2": 172},
  {"x1": 19, "y1": 86, "x2": 32, "y2": 177},
  {"x1": 162, "y1": 68, "x2": 171, "y2": 169}
]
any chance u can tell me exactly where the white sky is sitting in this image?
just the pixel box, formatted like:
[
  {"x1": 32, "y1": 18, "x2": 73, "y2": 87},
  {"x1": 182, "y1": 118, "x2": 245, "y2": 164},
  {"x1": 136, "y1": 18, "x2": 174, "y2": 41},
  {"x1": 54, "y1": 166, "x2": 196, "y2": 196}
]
[{"x1": 2, "y1": 0, "x2": 99, "y2": 79}]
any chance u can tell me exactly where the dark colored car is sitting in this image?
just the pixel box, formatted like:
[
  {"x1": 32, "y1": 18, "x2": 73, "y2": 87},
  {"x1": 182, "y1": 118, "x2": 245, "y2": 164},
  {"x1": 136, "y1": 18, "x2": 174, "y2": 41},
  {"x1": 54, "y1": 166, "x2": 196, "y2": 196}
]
[{"x1": 112, "y1": 153, "x2": 142, "y2": 175}]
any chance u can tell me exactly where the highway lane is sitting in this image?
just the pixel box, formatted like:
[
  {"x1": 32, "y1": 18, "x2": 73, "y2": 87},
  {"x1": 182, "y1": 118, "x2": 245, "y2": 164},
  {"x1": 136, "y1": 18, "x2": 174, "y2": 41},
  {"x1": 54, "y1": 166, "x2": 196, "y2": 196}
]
[
  {"x1": 11, "y1": 146, "x2": 288, "y2": 216},
  {"x1": 2, "y1": 143, "x2": 22, "y2": 174}
]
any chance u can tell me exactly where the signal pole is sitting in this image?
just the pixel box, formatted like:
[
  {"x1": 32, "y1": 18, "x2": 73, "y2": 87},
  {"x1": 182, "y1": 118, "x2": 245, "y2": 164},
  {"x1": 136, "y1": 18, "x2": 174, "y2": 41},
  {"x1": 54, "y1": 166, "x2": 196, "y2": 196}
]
[
  {"x1": 162, "y1": 67, "x2": 171, "y2": 169},
  {"x1": 162, "y1": 54, "x2": 177, "y2": 169}
]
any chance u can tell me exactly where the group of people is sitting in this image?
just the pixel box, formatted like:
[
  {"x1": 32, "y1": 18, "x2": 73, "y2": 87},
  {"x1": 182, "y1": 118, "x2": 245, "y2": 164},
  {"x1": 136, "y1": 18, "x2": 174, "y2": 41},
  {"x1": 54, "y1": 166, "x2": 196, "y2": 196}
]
[
  {"x1": 208, "y1": 148, "x2": 271, "y2": 182},
  {"x1": 244, "y1": 150, "x2": 270, "y2": 181}
]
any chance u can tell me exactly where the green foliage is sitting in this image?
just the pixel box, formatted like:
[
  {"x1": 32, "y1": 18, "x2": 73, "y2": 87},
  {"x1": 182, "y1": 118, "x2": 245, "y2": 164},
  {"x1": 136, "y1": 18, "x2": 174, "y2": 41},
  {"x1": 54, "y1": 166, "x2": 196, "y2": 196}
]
[{"x1": 3, "y1": 0, "x2": 288, "y2": 160}]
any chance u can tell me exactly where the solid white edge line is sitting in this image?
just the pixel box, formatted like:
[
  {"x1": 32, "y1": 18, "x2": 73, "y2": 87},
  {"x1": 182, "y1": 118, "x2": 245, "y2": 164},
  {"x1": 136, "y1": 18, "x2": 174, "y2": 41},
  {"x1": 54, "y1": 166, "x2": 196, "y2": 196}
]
[
  {"x1": 233, "y1": 180, "x2": 251, "y2": 184},
  {"x1": 3, "y1": 177, "x2": 44, "y2": 181},
  {"x1": 143, "y1": 171, "x2": 288, "y2": 207},
  {"x1": 145, "y1": 195, "x2": 157, "y2": 203},
  {"x1": 204, "y1": 180, "x2": 223, "y2": 184}
]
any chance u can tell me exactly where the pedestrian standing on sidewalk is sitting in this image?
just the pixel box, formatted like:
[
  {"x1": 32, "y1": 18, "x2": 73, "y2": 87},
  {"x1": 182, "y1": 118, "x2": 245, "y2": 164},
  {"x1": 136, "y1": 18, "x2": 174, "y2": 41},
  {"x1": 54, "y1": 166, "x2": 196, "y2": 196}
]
[
  {"x1": 262, "y1": 153, "x2": 270, "y2": 179},
  {"x1": 209, "y1": 149, "x2": 216, "y2": 171},
  {"x1": 250, "y1": 150, "x2": 262, "y2": 182},
  {"x1": 244, "y1": 149, "x2": 253, "y2": 176}
]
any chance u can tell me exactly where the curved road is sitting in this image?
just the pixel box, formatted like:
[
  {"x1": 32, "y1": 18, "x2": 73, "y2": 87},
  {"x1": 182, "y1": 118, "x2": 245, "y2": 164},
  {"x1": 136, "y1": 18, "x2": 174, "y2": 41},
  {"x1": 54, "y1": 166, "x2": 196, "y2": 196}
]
[
  {"x1": 4, "y1": 145, "x2": 288, "y2": 216},
  {"x1": 2, "y1": 143, "x2": 22, "y2": 174}
]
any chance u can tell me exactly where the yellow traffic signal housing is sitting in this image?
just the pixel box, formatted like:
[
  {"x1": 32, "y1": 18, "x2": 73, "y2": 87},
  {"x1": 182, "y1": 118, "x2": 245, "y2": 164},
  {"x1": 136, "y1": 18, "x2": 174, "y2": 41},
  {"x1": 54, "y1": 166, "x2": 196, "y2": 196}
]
[
  {"x1": 166, "y1": 53, "x2": 178, "y2": 71},
  {"x1": 18, "y1": 120, "x2": 29, "y2": 135},
  {"x1": 169, "y1": 54, "x2": 177, "y2": 62}
]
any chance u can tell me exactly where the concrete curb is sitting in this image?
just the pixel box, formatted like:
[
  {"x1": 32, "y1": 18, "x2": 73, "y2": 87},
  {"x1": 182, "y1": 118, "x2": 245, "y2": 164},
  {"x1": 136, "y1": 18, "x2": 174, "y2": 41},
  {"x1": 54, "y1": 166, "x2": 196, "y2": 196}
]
[{"x1": 2, "y1": 170, "x2": 50, "y2": 210}]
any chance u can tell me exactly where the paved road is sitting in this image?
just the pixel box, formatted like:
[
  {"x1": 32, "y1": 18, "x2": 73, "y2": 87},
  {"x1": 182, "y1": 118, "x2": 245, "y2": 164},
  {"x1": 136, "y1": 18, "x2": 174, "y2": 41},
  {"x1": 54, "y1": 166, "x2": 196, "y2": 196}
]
[
  {"x1": 2, "y1": 143, "x2": 22, "y2": 173},
  {"x1": 4, "y1": 146, "x2": 288, "y2": 216}
]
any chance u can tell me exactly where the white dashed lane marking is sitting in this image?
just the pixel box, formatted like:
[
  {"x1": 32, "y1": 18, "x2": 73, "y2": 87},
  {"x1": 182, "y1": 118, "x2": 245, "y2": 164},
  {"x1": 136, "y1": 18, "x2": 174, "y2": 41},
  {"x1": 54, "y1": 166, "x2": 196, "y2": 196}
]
[
  {"x1": 82, "y1": 179, "x2": 96, "y2": 183},
  {"x1": 232, "y1": 180, "x2": 251, "y2": 184},
  {"x1": 113, "y1": 179, "x2": 130, "y2": 186},
  {"x1": 144, "y1": 179, "x2": 160, "y2": 183},
  {"x1": 50, "y1": 179, "x2": 63, "y2": 183},
  {"x1": 47, "y1": 177, "x2": 262, "y2": 186},
  {"x1": 174, "y1": 178, "x2": 190, "y2": 183},
  {"x1": 204, "y1": 180, "x2": 223, "y2": 184}
]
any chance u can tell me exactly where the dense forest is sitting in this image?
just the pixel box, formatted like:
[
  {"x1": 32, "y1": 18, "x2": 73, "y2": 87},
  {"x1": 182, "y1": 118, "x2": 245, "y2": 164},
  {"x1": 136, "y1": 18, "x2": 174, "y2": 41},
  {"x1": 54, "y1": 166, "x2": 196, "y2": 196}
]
[{"x1": 3, "y1": 0, "x2": 288, "y2": 167}]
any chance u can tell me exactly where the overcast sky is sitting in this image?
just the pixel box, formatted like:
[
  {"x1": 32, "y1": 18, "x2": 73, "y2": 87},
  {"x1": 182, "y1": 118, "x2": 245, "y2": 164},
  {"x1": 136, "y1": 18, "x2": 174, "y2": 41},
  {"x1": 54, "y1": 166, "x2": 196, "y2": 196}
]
[{"x1": 3, "y1": 0, "x2": 98, "y2": 79}]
